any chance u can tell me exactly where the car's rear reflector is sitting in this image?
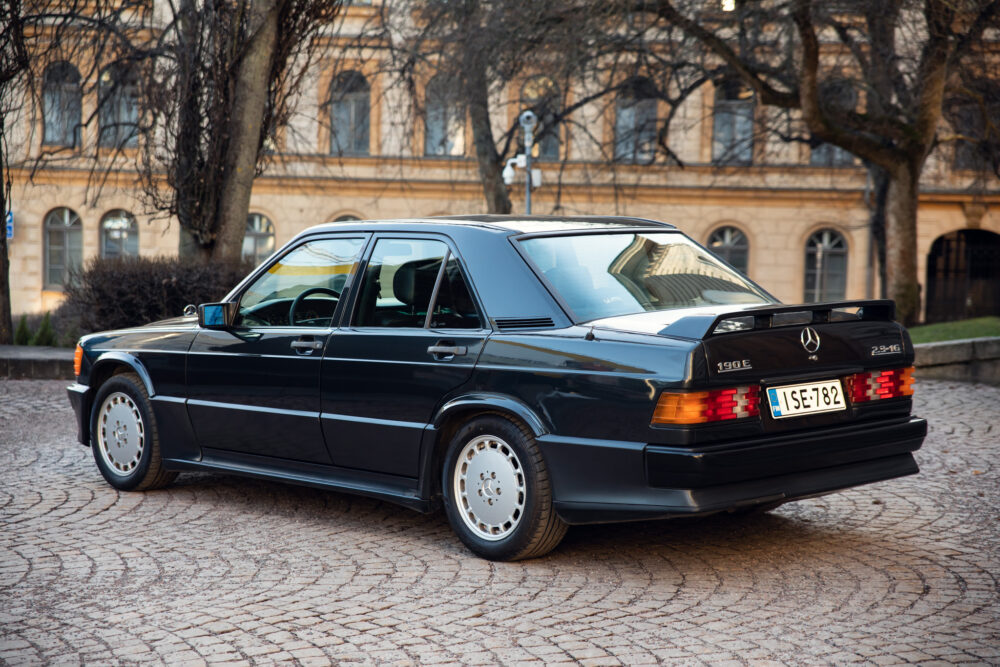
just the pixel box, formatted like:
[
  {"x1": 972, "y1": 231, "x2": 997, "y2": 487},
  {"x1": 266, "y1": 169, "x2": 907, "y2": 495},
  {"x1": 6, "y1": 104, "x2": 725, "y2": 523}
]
[
  {"x1": 844, "y1": 367, "x2": 914, "y2": 403},
  {"x1": 652, "y1": 385, "x2": 760, "y2": 425}
]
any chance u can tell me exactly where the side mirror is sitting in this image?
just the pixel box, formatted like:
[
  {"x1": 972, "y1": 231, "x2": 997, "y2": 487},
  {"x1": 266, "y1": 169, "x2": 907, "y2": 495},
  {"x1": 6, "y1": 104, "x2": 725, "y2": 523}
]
[{"x1": 198, "y1": 302, "x2": 237, "y2": 329}]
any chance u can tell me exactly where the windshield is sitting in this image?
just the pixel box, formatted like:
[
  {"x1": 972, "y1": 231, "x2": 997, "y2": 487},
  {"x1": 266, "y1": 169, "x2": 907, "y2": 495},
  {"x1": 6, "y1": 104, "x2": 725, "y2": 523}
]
[{"x1": 519, "y1": 232, "x2": 773, "y2": 321}]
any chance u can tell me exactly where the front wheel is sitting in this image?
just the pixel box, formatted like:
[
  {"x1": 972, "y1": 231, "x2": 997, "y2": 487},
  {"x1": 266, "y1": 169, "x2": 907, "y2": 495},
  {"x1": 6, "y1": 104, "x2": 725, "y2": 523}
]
[
  {"x1": 90, "y1": 372, "x2": 177, "y2": 491},
  {"x1": 442, "y1": 415, "x2": 567, "y2": 561}
]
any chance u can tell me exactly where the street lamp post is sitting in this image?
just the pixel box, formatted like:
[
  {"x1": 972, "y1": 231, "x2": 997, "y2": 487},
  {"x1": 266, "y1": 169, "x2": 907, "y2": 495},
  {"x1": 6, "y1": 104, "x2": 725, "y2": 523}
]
[{"x1": 519, "y1": 110, "x2": 537, "y2": 215}]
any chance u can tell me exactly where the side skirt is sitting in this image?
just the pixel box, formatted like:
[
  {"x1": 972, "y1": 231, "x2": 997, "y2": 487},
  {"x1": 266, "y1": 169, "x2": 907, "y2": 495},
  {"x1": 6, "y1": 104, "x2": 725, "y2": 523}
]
[{"x1": 163, "y1": 448, "x2": 437, "y2": 513}]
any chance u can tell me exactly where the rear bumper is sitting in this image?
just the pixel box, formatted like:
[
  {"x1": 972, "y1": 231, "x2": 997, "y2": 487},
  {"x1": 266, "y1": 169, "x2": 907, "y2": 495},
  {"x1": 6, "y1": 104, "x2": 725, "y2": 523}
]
[{"x1": 538, "y1": 416, "x2": 926, "y2": 525}]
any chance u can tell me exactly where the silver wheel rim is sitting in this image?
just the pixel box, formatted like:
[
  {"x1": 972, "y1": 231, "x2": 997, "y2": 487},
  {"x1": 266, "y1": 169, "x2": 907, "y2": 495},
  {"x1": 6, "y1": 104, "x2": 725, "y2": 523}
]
[
  {"x1": 97, "y1": 391, "x2": 145, "y2": 477},
  {"x1": 453, "y1": 434, "x2": 526, "y2": 541}
]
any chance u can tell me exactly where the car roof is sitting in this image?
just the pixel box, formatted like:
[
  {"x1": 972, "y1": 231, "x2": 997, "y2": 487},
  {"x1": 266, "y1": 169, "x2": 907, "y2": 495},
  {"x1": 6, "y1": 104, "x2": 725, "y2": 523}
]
[{"x1": 301, "y1": 215, "x2": 676, "y2": 237}]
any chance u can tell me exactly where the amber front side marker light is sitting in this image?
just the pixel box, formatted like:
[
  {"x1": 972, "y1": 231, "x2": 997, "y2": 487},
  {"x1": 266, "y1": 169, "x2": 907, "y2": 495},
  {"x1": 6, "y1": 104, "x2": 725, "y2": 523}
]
[{"x1": 73, "y1": 344, "x2": 83, "y2": 377}]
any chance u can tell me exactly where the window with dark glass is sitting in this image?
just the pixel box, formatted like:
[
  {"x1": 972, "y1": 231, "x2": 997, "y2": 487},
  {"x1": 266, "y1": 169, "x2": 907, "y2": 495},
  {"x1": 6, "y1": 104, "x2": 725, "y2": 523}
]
[
  {"x1": 804, "y1": 229, "x2": 848, "y2": 302},
  {"x1": 706, "y1": 226, "x2": 749, "y2": 275},
  {"x1": 614, "y1": 77, "x2": 658, "y2": 164},
  {"x1": 100, "y1": 210, "x2": 139, "y2": 258},
  {"x1": 424, "y1": 75, "x2": 464, "y2": 156},
  {"x1": 520, "y1": 75, "x2": 561, "y2": 161},
  {"x1": 712, "y1": 79, "x2": 753, "y2": 165},
  {"x1": 44, "y1": 207, "x2": 83, "y2": 288},
  {"x1": 98, "y1": 64, "x2": 139, "y2": 148},
  {"x1": 330, "y1": 71, "x2": 370, "y2": 156},
  {"x1": 243, "y1": 213, "x2": 276, "y2": 265},
  {"x1": 237, "y1": 237, "x2": 366, "y2": 327},
  {"x1": 43, "y1": 62, "x2": 81, "y2": 147},
  {"x1": 354, "y1": 238, "x2": 480, "y2": 329}
]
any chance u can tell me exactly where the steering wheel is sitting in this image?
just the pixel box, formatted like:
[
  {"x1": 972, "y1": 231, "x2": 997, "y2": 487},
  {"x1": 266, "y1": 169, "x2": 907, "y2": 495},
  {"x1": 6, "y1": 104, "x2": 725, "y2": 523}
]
[{"x1": 288, "y1": 287, "x2": 340, "y2": 326}]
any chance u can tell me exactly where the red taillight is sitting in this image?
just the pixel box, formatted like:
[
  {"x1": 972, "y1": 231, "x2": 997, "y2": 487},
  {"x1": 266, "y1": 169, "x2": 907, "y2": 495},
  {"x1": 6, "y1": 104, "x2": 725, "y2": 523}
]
[
  {"x1": 844, "y1": 367, "x2": 914, "y2": 403},
  {"x1": 653, "y1": 384, "x2": 759, "y2": 425}
]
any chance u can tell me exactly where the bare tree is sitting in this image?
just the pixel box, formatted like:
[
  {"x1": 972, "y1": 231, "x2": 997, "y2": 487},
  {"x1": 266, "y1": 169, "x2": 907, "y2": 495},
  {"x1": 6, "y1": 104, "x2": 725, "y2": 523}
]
[
  {"x1": 639, "y1": 0, "x2": 1000, "y2": 324},
  {"x1": 140, "y1": 0, "x2": 342, "y2": 261}
]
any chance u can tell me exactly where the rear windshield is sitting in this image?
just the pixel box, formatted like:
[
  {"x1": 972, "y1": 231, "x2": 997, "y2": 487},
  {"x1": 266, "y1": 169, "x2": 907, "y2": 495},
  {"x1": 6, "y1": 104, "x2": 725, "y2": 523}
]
[{"x1": 519, "y1": 232, "x2": 773, "y2": 321}]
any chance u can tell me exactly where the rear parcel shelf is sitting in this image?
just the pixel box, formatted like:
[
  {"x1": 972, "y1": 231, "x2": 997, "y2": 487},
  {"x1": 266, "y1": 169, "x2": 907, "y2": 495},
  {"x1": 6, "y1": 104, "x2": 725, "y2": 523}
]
[{"x1": 658, "y1": 300, "x2": 898, "y2": 341}]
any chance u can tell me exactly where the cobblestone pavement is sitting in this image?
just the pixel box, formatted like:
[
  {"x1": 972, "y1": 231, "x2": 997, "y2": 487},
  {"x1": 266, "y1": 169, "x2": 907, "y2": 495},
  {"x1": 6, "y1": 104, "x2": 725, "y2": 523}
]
[{"x1": 1, "y1": 379, "x2": 998, "y2": 665}]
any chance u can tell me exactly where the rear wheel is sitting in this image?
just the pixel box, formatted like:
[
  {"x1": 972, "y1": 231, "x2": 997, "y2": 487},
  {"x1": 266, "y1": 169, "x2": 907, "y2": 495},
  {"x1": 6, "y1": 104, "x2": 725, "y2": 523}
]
[
  {"x1": 442, "y1": 414, "x2": 567, "y2": 561},
  {"x1": 91, "y1": 372, "x2": 177, "y2": 491}
]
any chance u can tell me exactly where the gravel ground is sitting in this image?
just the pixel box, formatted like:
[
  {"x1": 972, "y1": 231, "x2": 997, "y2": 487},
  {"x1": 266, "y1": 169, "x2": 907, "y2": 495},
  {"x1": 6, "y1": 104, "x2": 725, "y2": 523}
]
[{"x1": 1, "y1": 378, "x2": 998, "y2": 665}]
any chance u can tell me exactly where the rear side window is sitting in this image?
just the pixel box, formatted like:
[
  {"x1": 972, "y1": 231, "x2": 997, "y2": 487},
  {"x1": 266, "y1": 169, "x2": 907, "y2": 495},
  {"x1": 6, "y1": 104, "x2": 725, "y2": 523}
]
[
  {"x1": 520, "y1": 232, "x2": 772, "y2": 321},
  {"x1": 354, "y1": 239, "x2": 481, "y2": 329}
]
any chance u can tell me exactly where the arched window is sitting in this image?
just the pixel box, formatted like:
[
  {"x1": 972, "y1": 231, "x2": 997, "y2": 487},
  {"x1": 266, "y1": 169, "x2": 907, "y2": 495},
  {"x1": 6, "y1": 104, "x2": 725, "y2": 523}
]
[
  {"x1": 44, "y1": 208, "x2": 83, "y2": 288},
  {"x1": 243, "y1": 213, "x2": 275, "y2": 264},
  {"x1": 330, "y1": 71, "x2": 370, "y2": 156},
  {"x1": 521, "y1": 75, "x2": 561, "y2": 161},
  {"x1": 43, "y1": 62, "x2": 81, "y2": 147},
  {"x1": 333, "y1": 214, "x2": 361, "y2": 221},
  {"x1": 98, "y1": 64, "x2": 139, "y2": 148},
  {"x1": 100, "y1": 210, "x2": 139, "y2": 258},
  {"x1": 424, "y1": 74, "x2": 464, "y2": 157},
  {"x1": 614, "y1": 77, "x2": 657, "y2": 164},
  {"x1": 712, "y1": 79, "x2": 754, "y2": 165},
  {"x1": 810, "y1": 79, "x2": 857, "y2": 167},
  {"x1": 804, "y1": 229, "x2": 848, "y2": 302},
  {"x1": 707, "y1": 226, "x2": 749, "y2": 275}
]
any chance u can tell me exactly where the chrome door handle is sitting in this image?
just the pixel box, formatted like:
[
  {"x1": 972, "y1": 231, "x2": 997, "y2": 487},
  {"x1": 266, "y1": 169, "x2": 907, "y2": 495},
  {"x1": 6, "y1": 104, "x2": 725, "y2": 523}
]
[
  {"x1": 291, "y1": 339, "x2": 324, "y2": 351},
  {"x1": 427, "y1": 345, "x2": 467, "y2": 357}
]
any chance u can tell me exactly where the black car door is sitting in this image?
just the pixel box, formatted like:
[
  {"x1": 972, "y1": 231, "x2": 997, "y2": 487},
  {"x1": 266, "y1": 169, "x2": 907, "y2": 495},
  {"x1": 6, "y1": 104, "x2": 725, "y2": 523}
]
[
  {"x1": 321, "y1": 235, "x2": 489, "y2": 477},
  {"x1": 186, "y1": 235, "x2": 367, "y2": 463}
]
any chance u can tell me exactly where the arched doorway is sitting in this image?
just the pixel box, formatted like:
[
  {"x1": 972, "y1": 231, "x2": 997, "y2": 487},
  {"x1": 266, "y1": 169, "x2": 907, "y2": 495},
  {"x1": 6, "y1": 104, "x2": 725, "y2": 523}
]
[{"x1": 925, "y1": 229, "x2": 1000, "y2": 323}]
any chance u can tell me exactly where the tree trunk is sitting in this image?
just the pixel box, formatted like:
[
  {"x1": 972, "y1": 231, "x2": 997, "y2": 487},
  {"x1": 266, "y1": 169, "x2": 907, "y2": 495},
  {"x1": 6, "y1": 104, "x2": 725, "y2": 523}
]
[
  {"x1": 212, "y1": 0, "x2": 279, "y2": 262},
  {"x1": 884, "y1": 160, "x2": 921, "y2": 325},
  {"x1": 866, "y1": 163, "x2": 889, "y2": 299},
  {"x1": 0, "y1": 115, "x2": 13, "y2": 344},
  {"x1": 465, "y1": 57, "x2": 511, "y2": 214}
]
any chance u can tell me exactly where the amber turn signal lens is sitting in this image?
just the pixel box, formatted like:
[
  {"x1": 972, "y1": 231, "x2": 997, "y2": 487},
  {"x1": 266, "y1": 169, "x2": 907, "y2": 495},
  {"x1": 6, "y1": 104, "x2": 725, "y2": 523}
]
[
  {"x1": 652, "y1": 391, "x2": 711, "y2": 424},
  {"x1": 73, "y1": 344, "x2": 83, "y2": 377}
]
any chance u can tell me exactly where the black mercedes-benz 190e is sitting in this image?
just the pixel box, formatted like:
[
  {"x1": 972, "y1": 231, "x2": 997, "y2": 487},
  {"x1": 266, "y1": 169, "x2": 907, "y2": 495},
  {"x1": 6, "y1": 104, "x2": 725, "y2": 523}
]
[{"x1": 68, "y1": 216, "x2": 927, "y2": 560}]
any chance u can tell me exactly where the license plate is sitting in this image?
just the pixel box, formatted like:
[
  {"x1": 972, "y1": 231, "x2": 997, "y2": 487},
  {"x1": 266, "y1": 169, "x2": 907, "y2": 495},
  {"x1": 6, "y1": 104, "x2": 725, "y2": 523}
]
[{"x1": 766, "y1": 380, "x2": 846, "y2": 419}]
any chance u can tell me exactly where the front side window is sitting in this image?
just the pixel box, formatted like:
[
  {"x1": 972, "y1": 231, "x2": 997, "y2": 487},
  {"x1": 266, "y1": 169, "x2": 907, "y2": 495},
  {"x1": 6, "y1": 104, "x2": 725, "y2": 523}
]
[
  {"x1": 44, "y1": 207, "x2": 83, "y2": 288},
  {"x1": 243, "y1": 213, "x2": 276, "y2": 264},
  {"x1": 614, "y1": 77, "x2": 658, "y2": 164},
  {"x1": 712, "y1": 79, "x2": 754, "y2": 165},
  {"x1": 237, "y1": 237, "x2": 366, "y2": 327},
  {"x1": 354, "y1": 238, "x2": 480, "y2": 329},
  {"x1": 101, "y1": 209, "x2": 139, "y2": 258},
  {"x1": 424, "y1": 75, "x2": 464, "y2": 157},
  {"x1": 706, "y1": 226, "x2": 749, "y2": 275},
  {"x1": 804, "y1": 229, "x2": 848, "y2": 302},
  {"x1": 98, "y1": 64, "x2": 139, "y2": 148},
  {"x1": 520, "y1": 232, "x2": 772, "y2": 321},
  {"x1": 330, "y1": 71, "x2": 370, "y2": 156},
  {"x1": 43, "y1": 62, "x2": 81, "y2": 147}
]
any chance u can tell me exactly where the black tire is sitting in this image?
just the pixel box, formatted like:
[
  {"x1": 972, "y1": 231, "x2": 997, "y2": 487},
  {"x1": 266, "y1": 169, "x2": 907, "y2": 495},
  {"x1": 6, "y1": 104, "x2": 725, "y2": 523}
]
[
  {"x1": 442, "y1": 414, "x2": 567, "y2": 561},
  {"x1": 90, "y1": 372, "x2": 177, "y2": 491}
]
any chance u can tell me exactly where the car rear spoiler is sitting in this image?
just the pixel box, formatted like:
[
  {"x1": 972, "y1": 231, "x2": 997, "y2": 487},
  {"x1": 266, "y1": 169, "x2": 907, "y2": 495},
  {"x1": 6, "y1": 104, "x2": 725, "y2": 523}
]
[{"x1": 658, "y1": 299, "x2": 897, "y2": 340}]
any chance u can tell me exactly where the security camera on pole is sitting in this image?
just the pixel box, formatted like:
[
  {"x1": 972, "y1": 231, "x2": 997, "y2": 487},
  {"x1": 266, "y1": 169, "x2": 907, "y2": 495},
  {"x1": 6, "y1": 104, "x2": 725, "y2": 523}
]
[{"x1": 502, "y1": 110, "x2": 543, "y2": 214}]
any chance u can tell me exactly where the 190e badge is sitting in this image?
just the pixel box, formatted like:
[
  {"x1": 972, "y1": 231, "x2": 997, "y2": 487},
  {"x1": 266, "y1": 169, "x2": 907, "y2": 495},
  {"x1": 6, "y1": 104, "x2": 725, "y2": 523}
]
[{"x1": 717, "y1": 359, "x2": 752, "y2": 373}]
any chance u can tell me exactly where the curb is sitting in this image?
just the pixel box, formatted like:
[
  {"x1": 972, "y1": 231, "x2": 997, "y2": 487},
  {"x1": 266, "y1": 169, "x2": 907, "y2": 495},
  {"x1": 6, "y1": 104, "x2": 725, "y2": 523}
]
[
  {"x1": 913, "y1": 337, "x2": 1000, "y2": 385},
  {"x1": 2, "y1": 337, "x2": 999, "y2": 384},
  {"x1": 0, "y1": 345, "x2": 75, "y2": 380}
]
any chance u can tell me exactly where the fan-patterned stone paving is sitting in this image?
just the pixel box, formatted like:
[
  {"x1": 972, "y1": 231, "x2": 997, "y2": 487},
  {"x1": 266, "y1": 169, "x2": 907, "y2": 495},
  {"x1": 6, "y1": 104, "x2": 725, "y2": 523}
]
[{"x1": 1, "y1": 379, "x2": 998, "y2": 664}]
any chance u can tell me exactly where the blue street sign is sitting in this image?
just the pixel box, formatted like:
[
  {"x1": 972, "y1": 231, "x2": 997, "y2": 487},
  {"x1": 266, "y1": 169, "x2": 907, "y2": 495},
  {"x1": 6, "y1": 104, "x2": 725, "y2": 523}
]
[{"x1": 5, "y1": 211, "x2": 11, "y2": 240}]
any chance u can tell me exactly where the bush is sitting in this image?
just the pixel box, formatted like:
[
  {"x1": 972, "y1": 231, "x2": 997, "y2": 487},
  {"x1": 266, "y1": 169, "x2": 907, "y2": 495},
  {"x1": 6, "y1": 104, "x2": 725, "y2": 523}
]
[
  {"x1": 60, "y1": 256, "x2": 253, "y2": 334},
  {"x1": 31, "y1": 312, "x2": 58, "y2": 346},
  {"x1": 13, "y1": 315, "x2": 31, "y2": 345}
]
